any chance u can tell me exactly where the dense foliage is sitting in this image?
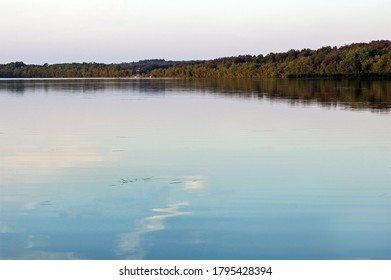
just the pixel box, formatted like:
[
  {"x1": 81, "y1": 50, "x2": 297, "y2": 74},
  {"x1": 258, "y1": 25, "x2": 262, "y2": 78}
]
[
  {"x1": 1, "y1": 41, "x2": 390, "y2": 78},
  {"x1": 151, "y1": 40, "x2": 391, "y2": 78},
  {"x1": 0, "y1": 59, "x2": 200, "y2": 78}
]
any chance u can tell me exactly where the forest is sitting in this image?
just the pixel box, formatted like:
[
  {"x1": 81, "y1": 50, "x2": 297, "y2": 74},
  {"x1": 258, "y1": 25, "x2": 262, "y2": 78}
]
[
  {"x1": 0, "y1": 59, "x2": 191, "y2": 78},
  {"x1": 1, "y1": 40, "x2": 390, "y2": 78}
]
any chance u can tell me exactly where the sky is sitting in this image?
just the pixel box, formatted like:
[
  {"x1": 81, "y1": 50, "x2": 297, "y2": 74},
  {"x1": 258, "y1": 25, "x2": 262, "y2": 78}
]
[{"x1": 1, "y1": 0, "x2": 390, "y2": 64}]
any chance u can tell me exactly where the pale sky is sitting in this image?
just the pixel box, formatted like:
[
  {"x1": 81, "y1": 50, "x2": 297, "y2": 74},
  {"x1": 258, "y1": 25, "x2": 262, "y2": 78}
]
[{"x1": 1, "y1": 0, "x2": 390, "y2": 64}]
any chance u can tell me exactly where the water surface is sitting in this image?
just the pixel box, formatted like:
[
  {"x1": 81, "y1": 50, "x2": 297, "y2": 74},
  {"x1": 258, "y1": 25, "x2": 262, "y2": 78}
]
[{"x1": 0, "y1": 78, "x2": 390, "y2": 259}]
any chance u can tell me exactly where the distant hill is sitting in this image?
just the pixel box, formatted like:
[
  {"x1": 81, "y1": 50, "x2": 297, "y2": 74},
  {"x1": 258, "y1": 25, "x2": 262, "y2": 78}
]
[{"x1": 1, "y1": 41, "x2": 390, "y2": 78}]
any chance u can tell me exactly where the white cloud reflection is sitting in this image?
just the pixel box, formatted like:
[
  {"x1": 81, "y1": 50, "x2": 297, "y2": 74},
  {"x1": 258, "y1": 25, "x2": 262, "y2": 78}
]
[
  {"x1": 0, "y1": 148, "x2": 120, "y2": 204},
  {"x1": 146, "y1": 202, "x2": 191, "y2": 231},
  {"x1": 1, "y1": 149, "x2": 118, "y2": 174},
  {"x1": 117, "y1": 202, "x2": 192, "y2": 259},
  {"x1": 0, "y1": 232, "x2": 77, "y2": 260},
  {"x1": 116, "y1": 176, "x2": 205, "y2": 259},
  {"x1": 116, "y1": 232, "x2": 146, "y2": 260},
  {"x1": 25, "y1": 234, "x2": 50, "y2": 249},
  {"x1": 0, "y1": 222, "x2": 10, "y2": 233},
  {"x1": 183, "y1": 176, "x2": 204, "y2": 190}
]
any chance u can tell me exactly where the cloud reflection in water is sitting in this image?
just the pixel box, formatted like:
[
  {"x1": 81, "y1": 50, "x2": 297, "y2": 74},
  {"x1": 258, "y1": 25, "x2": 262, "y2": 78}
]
[
  {"x1": 116, "y1": 202, "x2": 192, "y2": 259},
  {"x1": 116, "y1": 177, "x2": 204, "y2": 259}
]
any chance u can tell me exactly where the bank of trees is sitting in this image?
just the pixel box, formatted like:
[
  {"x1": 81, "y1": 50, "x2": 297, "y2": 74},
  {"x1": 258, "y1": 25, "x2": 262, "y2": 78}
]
[
  {"x1": 151, "y1": 40, "x2": 391, "y2": 78},
  {"x1": 1, "y1": 41, "x2": 390, "y2": 78},
  {"x1": 0, "y1": 60, "x2": 187, "y2": 78}
]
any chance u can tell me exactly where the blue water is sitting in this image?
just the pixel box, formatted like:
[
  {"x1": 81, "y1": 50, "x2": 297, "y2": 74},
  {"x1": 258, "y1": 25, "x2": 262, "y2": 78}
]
[{"x1": 0, "y1": 79, "x2": 390, "y2": 259}]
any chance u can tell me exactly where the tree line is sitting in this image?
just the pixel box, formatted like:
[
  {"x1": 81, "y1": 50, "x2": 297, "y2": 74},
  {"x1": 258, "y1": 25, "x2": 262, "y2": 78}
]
[
  {"x1": 0, "y1": 59, "x2": 190, "y2": 78},
  {"x1": 151, "y1": 40, "x2": 391, "y2": 78},
  {"x1": 1, "y1": 41, "x2": 390, "y2": 78}
]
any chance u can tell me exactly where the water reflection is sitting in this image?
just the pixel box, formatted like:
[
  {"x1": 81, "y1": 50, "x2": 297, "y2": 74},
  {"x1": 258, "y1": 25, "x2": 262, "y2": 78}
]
[
  {"x1": 115, "y1": 177, "x2": 202, "y2": 260},
  {"x1": 0, "y1": 79, "x2": 390, "y2": 259},
  {"x1": 1, "y1": 78, "x2": 390, "y2": 111},
  {"x1": 117, "y1": 202, "x2": 192, "y2": 260},
  {"x1": 146, "y1": 202, "x2": 192, "y2": 231}
]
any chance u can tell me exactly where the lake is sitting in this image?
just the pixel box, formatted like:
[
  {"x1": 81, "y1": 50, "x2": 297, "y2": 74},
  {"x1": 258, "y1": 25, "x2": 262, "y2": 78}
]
[{"x1": 0, "y1": 78, "x2": 390, "y2": 260}]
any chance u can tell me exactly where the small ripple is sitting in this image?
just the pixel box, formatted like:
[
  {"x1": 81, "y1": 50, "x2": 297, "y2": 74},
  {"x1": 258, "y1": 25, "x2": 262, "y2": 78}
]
[
  {"x1": 142, "y1": 177, "x2": 154, "y2": 181},
  {"x1": 40, "y1": 200, "x2": 52, "y2": 206}
]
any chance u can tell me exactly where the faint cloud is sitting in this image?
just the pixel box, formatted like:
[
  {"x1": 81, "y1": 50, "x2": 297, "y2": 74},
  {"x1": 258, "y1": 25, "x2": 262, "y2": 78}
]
[
  {"x1": 1, "y1": 150, "x2": 115, "y2": 171},
  {"x1": 25, "y1": 234, "x2": 50, "y2": 249},
  {"x1": 116, "y1": 232, "x2": 146, "y2": 260},
  {"x1": 116, "y1": 202, "x2": 191, "y2": 259},
  {"x1": 183, "y1": 176, "x2": 204, "y2": 190},
  {"x1": 0, "y1": 222, "x2": 10, "y2": 233},
  {"x1": 23, "y1": 202, "x2": 38, "y2": 210},
  {"x1": 190, "y1": 231, "x2": 206, "y2": 245},
  {"x1": 146, "y1": 202, "x2": 191, "y2": 231}
]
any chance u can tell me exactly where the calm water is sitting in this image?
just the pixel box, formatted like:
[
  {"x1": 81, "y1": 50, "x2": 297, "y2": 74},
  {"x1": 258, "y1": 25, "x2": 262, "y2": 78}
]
[{"x1": 0, "y1": 78, "x2": 390, "y2": 260}]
